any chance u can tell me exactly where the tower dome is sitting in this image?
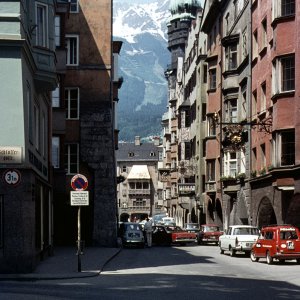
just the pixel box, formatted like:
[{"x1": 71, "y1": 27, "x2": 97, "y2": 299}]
[{"x1": 169, "y1": 0, "x2": 201, "y2": 14}]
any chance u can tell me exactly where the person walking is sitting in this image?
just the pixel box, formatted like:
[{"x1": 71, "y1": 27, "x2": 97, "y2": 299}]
[{"x1": 144, "y1": 217, "x2": 153, "y2": 247}]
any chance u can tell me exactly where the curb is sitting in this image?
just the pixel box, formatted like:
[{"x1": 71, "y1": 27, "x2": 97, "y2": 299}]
[{"x1": 0, "y1": 247, "x2": 122, "y2": 281}]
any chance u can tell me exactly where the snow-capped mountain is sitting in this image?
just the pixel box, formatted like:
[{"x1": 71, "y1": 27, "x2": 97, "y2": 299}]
[{"x1": 113, "y1": 0, "x2": 171, "y2": 141}]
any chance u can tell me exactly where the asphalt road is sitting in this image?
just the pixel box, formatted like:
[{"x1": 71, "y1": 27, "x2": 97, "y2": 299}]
[{"x1": 1, "y1": 244, "x2": 300, "y2": 299}]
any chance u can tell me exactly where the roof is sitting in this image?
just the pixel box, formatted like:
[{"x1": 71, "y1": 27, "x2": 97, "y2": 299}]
[
  {"x1": 116, "y1": 142, "x2": 160, "y2": 162},
  {"x1": 127, "y1": 165, "x2": 150, "y2": 180}
]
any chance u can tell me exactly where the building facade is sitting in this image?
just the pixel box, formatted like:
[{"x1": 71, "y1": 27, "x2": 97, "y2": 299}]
[
  {"x1": 116, "y1": 137, "x2": 164, "y2": 222},
  {"x1": 0, "y1": 0, "x2": 69, "y2": 273},
  {"x1": 52, "y1": 0, "x2": 119, "y2": 247},
  {"x1": 161, "y1": 0, "x2": 300, "y2": 231}
]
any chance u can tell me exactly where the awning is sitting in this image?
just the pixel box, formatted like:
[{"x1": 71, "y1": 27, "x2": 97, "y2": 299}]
[{"x1": 127, "y1": 165, "x2": 150, "y2": 180}]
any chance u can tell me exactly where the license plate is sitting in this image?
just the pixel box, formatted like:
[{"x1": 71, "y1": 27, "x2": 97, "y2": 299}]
[{"x1": 287, "y1": 241, "x2": 295, "y2": 250}]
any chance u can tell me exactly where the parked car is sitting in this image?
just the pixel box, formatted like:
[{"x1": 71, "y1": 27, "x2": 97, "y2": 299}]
[
  {"x1": 184, "y1": 223, "x2": 200, "y2": 234},
  {"x1": 162, "y1": 217, "x2": 176, "y2": 226},
  {"x1": 250, "y1": 224, "x2": 300, "y2": 264},
  {"x1": 152, "y1": 225, "x2": 197, "y2": 246},
  {"x1": 152, "y1": 213, "x2": 168, "y2": 225},
  {"x1": 219, "y1": 225, "x2": 259, "y2": 256},
  {"x1": 119, "y1": 222, "x2": 145, "y2": 248},
  {"x1": 197, "y1": 224, "x2": 223, "y2": 245}
]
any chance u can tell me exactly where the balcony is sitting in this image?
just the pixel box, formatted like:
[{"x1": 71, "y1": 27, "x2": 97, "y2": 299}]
[
  {"x1": 128, "y1": 189, "x2": 150, "y2": 195},
  {"x1": 178, "y1": 183, "x2": 195, "y2": 196},
  {"x1": 205, "y1": 182, "x2": 216, "y2": 193}
]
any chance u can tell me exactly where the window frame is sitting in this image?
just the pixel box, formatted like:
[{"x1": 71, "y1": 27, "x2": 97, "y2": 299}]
[
  {"x1": 65, "y1": 87, "x2": 79, "y2": 119},
  {"x1": 225, "y1": 44, "x2": 238, "y2": 71},
  {"x1": 52, "y1": 136, "x2": 60, "y2": 169},
  {"x1": 223, "y1": 151, "x2": 237, "y2": 177},
  {"x1": 272, "y1": 54, "x2": 295, "y2": 95},
  {"x1": 70, "y1": 0, "x2": 79, "y2": 13},
  {"x1": 206, "y1": 159, "x2": 216, "y2": 182},
  {"x1": 66, "y1": 35, "x2": 79, "y2": 66},
  {"x1": 64, "y1": 143, "x2": 79, "y2": 174},
  {"x1": 273, "y1": 130, "x2": 295, "y2": 167},
  {"x1": 36, "y1": 2, "x2": 48, "y2": 48}
]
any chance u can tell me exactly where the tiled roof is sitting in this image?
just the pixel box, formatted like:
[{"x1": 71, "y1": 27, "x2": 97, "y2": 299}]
[{"x1": 116, "y1": 142, "x2": 160, "y2": 162}]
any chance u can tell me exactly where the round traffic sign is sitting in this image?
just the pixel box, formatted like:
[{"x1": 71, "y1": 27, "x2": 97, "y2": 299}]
[
  {"x1": 3, "y1": 169, "x2": 21, "y2": 186},
  {"x1": 71, "y1": 174, "x2": 88, "y2": 191}
]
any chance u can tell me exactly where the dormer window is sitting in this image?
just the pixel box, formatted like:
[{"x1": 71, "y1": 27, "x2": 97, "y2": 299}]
[
  {"x1": 128, "y1": 152, "x2": 134, "y2": 157},
  {"x1": 150, "y1": 152, "x2": 156, "y2": 157}
]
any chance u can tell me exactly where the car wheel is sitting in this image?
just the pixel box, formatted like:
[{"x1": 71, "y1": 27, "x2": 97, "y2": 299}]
[
  {"x1": 296, "y1": 258, "x2": 300, "y2": 264},
  {"x1": 250, "y1": 250, "x2": 259, "y2": 262},
  {"x1": 229, "y1": 247, "x2": 236, "y2": 257},
  {"x1": 266, "y1": 251, "x2": 273, "y2": 265}
]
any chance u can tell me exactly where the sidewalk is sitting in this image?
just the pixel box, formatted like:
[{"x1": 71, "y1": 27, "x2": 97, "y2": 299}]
[{"x1": 0, "y1": 246, "x2": 122, "y2": 281}]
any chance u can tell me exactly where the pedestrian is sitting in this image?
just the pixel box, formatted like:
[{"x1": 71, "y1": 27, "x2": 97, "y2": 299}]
[{"x1": 144, "y1": 217, "x2": 153, "y2": 247}]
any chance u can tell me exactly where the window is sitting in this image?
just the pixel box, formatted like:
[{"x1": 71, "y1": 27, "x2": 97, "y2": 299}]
[
  {"x1": 281, "y1": 0, "x2": 295, "y2": 16},
  {"x1": 209, "y1": 68, "x2": 217, "y2": 90},
  {"x1": 261, "y1": 143, "x2": 266, "y2": 168},
  {"x1": 42, "y1": 111, "x2": 47, "y2": 157},
  {"x1": 64, "y1": 144, "x2": 79, "y2": 174},
  {"x1": 65, "y1": 88, "x2": 79, "y2": 119},
  {"x1": 225, "y1": 44, "x2": 238, "y2": 70},
  {"x1": 33, "y1": 102, "x2": 40, "y2": 150},
  {"x1": 52, "y1": 136, "x2": 60, "y2": 168},
  {"x1": 70, "y1": 0, "x2": 79, "y2": 13},
  {"x1": 282, "y1": 56, "x2": 295, "y2": 91},
  {"x1": 54, "y1": 16, "x2": 61, "y2": 47},
  {"x1": 122, "y1": 166, "x2": 127, "y2": 173},
  {"x1": 27, "y1": 84, "x2": 33, "y2": 142},
  {"x1": 223, "y1": 151, "x2": 237, "y2": 177},
  {"x1": 52, "y1": 85, "x2": 60, "y2": 107},
  {"x1": 207, "y1": 115, "x2": 216, "y2": 136},
  {"x1": 133, "y1": 199, "x2": 146, "y2": 208},
  {"x1": 252, "y1": 147, "x2": 257, "y2": 171},
  {"x1": 36, "y1": 3, "x2": 48, "y2": 47},
  {"x1": 252, "y1": 90, "x2": 257, "y2": 118},
  {"x1": 260, "y1": 82, "x2": 266, "y2": 112},
  {"x1": 272, "y1": 0, "x2": 295, "y2": 19},
  {"x1": 252, "y1": 30, "x2": 258, "y2": 59},
  {"x1": 66, "y1": 35, "x2": 79, "y2": 66},
  {"x1": 272, "y1": 55, "x2": 295, "y2": 94},
  {"x1": 274, "y1": 130, "x2": 295, "y2": 166},
  {"x1": 207, "y1": 160, "x2": 216, "y2": 182},
  {"x1": 203, "y1": 64, "x2": 207, "y2": 83},
  {"x1": 261, "y1": 18, "x2": 267, "y2": 50},
  {"x1": 242, "y1": 27, "x2": 248, "y2": 59},
  {"x1": 225, "y1": 99, "x2": 237, "y2": 123},
  {"x1": 184, "y1": 142, "x2": 191, "y2": 160}
]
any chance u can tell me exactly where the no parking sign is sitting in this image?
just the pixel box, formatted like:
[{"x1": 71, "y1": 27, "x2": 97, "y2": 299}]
[{"x1": 71, "y1": 174, "x2": 88, "y2": 191}]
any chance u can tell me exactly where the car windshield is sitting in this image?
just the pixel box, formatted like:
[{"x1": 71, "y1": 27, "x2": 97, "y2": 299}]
[
  {"x1": 203, "y1": 226, "x2": 219, "y2": 232},
  {"x1": 233, "y1": 227, "x2": 259, "y2": 235},
  {"x1": 186, "y1": 224, "x2": 199, "y2": 229},
  {"x1": 166, "y1": 226, "x2": 182, "y2": 232},
  {"x1": 125, "y1": 224, "x2": 142, "y2": 231}
]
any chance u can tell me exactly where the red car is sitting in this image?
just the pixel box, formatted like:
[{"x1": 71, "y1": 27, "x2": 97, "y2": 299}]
[
  {"x1": 197, "y1": 224, "x2": 223, "y2": 245},
  {"x1": 250, "y1": 225, "x2": 300, "y2": 264},
  {"x1": 152, "y1": 225, "x2": 197, "y2": 246}
]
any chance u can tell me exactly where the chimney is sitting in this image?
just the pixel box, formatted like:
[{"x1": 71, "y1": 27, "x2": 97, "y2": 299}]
[
  {"x1": 135, "y1": 136, "x2": 141, "y2": 146},
  {"x1": 153, "y1": 136, "x2": 160, "y2": 146}
]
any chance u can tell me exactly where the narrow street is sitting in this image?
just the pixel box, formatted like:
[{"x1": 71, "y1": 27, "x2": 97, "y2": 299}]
[{"x1": 1, "y1": 245, "x2": 300, "y2": 299}]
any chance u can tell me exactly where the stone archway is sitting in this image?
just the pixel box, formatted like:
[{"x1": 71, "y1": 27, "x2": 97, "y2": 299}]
[
  {"x1": 285, "y1": 193, "x2": 300, "y2": 228},
  {"x1": 256, "y1": 197, "x2": 277, "y2": 228}
]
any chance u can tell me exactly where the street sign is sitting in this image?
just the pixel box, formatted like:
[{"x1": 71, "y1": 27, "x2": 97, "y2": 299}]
[
  {"x1": 3, "y1": 169, "x2": 21, "y2": 186},
  {"x1": 71, "y1": 174, "x2": 88, "y2": 191},
  {"x1": 70, "y1": 191, "x2": 89, "y2": 206}
]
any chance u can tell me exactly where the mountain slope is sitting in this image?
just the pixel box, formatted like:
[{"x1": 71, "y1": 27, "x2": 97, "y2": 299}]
[{"x1": 113, "y1": 0, "x2": 171, "y2": 141}]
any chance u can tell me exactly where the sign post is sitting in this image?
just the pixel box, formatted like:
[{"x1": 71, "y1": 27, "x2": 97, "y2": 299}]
[{"x1": 70, "y1": 174, "x2": 89, "y2": 272}]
